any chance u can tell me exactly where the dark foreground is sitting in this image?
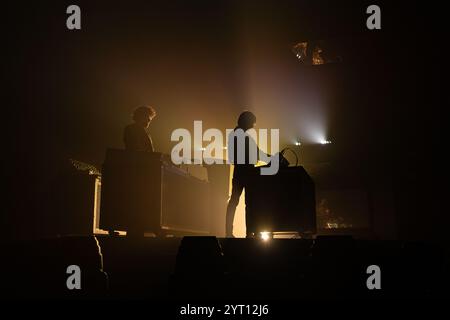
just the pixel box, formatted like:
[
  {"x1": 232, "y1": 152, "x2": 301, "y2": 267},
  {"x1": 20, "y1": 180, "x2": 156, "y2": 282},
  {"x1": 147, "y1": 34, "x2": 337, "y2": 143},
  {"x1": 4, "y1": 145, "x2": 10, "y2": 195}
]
[{"x1": 1, "y1": 235, "x2": 449, "y2": 301}]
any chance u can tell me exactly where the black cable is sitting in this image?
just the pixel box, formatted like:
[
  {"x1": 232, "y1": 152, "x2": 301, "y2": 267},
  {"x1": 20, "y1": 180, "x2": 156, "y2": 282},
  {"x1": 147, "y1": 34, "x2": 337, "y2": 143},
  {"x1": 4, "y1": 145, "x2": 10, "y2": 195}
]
[{"x1": 280, "y1": 147, "x2": 299, "y2": 166}]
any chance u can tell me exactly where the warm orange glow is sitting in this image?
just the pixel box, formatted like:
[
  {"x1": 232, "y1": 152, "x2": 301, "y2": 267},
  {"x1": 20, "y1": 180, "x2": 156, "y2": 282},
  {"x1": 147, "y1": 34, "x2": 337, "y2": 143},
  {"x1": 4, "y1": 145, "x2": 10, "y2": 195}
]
[
  {"x1": 229, "y1": 165, "x2": 247, "y2": 238},
  {"x1": 260, "y1": 231, "x2": 271, "y2": 241}
]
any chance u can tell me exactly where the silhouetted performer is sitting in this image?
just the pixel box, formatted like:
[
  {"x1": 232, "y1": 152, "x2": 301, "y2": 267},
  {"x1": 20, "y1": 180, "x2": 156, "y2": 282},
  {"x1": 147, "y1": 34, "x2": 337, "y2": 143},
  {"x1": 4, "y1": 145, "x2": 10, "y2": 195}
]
[
  {"x1": 124, "y1": 106, "x2": 156, "y2": 152},
  {"x1": 226, "y1": 111, "x2": 269, "y2": 237}
]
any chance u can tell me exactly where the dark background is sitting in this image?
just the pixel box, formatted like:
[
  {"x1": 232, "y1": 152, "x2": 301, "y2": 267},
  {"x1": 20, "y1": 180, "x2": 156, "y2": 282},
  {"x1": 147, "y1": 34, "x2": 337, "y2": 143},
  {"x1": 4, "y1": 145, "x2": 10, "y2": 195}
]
[{"x1": 2, "y1": 1, "x2": 446, "y2": 243}]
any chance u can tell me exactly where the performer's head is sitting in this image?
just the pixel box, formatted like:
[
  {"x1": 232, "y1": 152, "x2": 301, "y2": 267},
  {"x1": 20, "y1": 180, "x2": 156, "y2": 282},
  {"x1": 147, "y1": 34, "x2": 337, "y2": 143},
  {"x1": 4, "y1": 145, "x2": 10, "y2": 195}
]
[
  {"x1": 133, "y1": 106, "x2": 156, "y2": 128},
  {"x1": 237, "y1": 111, "x2": 256, "y2": 131}
]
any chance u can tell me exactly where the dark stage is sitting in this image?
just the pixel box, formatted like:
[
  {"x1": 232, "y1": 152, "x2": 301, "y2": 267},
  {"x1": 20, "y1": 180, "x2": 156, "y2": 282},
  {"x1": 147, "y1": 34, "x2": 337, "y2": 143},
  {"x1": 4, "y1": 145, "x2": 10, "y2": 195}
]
[{"x1": 2, "y1": 0, "x2": 448, "y2": 309}]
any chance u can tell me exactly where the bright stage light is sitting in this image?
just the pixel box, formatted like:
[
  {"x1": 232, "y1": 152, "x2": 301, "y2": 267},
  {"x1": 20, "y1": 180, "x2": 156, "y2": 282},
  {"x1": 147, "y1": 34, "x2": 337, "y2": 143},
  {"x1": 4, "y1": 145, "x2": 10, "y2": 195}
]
[
  {"x1": 260, "y1": 231, "x2": 271, "y2": 241},
  {"x1": 295, "y1": 141, "x2": 301, "y2": 146},
  {"x1": 310, "y1": 130, "x2": 331, "y2": 146}
]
